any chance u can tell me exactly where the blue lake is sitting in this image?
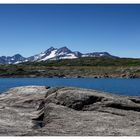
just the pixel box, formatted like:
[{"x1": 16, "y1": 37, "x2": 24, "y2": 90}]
[{"x1": 0, "y1": 78, "x2": 140, "y2": 96}]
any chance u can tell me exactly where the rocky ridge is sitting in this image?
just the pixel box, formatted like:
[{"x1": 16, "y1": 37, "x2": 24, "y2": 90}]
[{"x1": 0, "y1": 86, "x2": 140, "y2": 136}]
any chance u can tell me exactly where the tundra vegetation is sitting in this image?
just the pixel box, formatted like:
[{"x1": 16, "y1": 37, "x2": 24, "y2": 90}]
[{"x1": 0, "y1": 57, "x2": 140, "y2": 78}]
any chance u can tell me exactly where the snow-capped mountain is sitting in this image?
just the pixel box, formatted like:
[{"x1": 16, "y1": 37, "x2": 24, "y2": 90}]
[
  {"x1": 28, "y1": 46, "x2": 116, "y2": 62},
  {"x1": 0, "y1": 47, "x2": 117, "y2": 64},
  {"x1": 27, "y1": 46, "x2": 80, "y2": 62},
  {"x1": 0, "y1": 54, "x2": 26, "y2": 64},
  {"x1": 82, "y1": 52, "x2": 114, "y2": 58}
]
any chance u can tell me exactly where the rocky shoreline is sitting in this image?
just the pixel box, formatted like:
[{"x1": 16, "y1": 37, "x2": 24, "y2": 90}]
[
  {"x1": 0, "y1": 73, "x2": 139, "y2": 78},
  {"x1": 0, "y1": 86, "x2": 140, "y2": 136}
]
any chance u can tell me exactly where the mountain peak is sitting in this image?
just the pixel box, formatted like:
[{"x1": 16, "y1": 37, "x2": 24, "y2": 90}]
[
  {"x1": 59, "y1": 46, "x2": 70, "y2": 50},
  {"x1": 57, "y1": 46, "x2": 72, "y2": 54},
  {"x1": 13, "y1": 54, "x2": 23, "y2": 57},
  {"x1": 59, "y1": 46, "x2": 69, "y2": 49},
  {"x1": 44, "y1": 46, "x2": 56, "y2": 53}
]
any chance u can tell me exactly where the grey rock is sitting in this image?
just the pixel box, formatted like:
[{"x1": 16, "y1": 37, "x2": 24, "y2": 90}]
[{"x1": 0, "y1": 86, "x2": 140, "y2": 136}]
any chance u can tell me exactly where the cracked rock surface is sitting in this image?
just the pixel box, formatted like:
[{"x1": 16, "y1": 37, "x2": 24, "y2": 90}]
[{"x1": 0, "y1": 86, "x2": 140, "y2": 136}]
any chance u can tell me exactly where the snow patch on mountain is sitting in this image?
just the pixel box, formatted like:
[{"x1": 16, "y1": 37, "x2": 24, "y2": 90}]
[
  {"x1": 33, "y1": 53, "x2": 46, "y2": 61},
  {"x1": 59, "y1": 53, "x2": 78, "y2": 59},
  {"x1": 41, "y1": 50, "x2": 57, "y2": 61}
]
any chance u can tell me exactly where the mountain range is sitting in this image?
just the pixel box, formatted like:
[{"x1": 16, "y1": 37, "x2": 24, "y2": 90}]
[{"x1": 0, "y1": 46, "x2": 117, "y2": 64}]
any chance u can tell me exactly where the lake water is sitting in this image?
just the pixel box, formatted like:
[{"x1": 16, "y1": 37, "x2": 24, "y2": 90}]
[{"x1": 0, "y1": 78, "x2": 140, "y2": 96}]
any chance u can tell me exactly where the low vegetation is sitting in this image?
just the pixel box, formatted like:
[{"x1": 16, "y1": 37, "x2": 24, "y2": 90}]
[{"x1": 0, "y1": 57, "x2": 140, "y2": 78}]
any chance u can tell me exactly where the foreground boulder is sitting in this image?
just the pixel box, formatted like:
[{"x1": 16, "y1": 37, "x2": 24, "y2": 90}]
[{"x1": 0, "y1": 86, "x2": 140, "y2": 136}]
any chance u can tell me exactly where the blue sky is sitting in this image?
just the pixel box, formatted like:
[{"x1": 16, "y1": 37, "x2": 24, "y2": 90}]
[{"x1": 0, "y1": 4, "x2": 140, "y2": 58}]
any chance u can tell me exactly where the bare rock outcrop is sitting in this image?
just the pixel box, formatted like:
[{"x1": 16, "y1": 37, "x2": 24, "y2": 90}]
[{"x1": 0, "y1": 86, "x2": 140, "y2": 136}]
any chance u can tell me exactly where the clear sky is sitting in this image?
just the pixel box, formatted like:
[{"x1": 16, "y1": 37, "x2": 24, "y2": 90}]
[{"x1": 0, "y1": 4, "x2": 140, "y2": 58}]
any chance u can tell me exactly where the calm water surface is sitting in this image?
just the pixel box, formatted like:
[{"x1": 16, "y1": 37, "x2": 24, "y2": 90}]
[{"x1": 0, "y1": 78, "x2": 140, "y2": 96}]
